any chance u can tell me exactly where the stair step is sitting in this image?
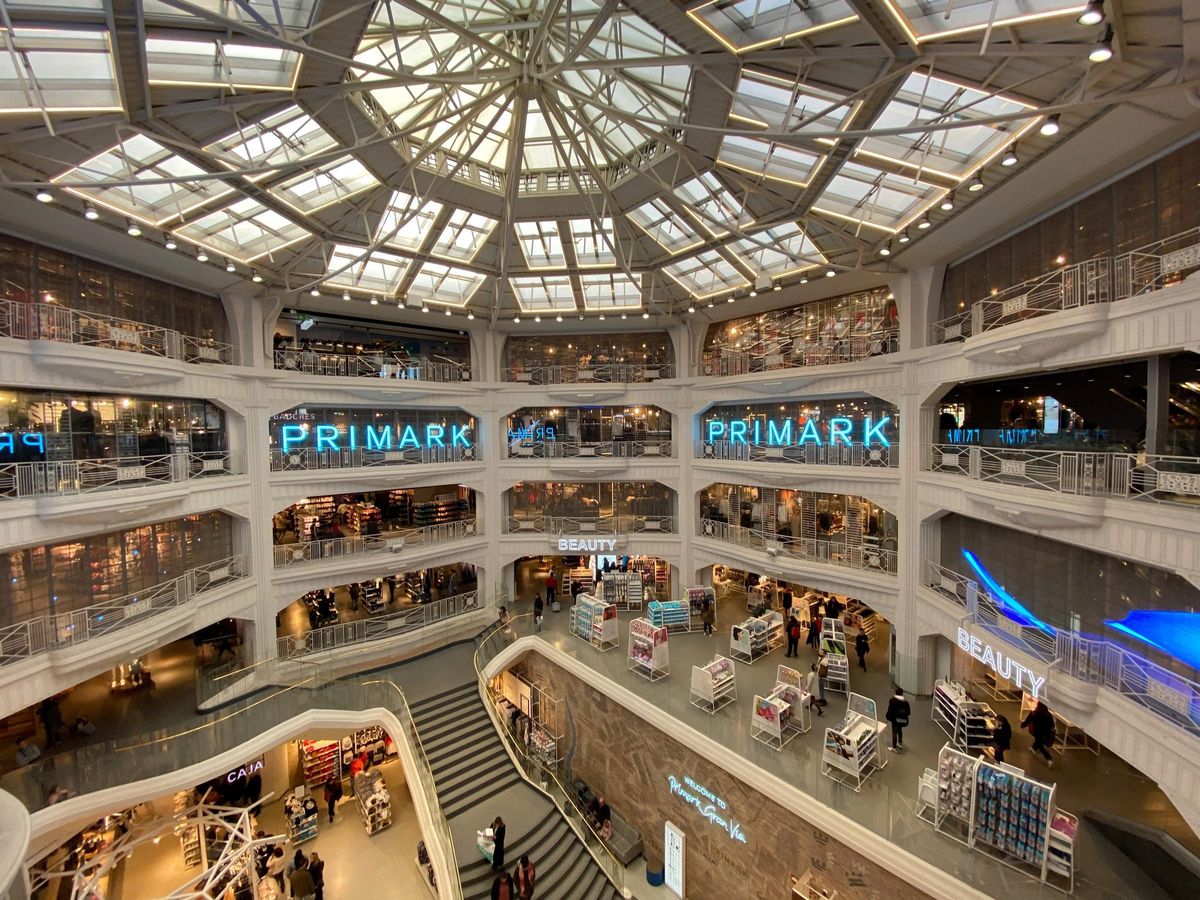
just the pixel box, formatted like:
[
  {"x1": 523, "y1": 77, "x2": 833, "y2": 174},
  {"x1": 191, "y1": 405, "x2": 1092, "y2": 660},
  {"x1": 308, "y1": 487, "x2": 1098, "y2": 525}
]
[
  {"x1": 576, "y1": 867, "x2": 613, "y2": 900},
  {"x1": 442, "y1": 769, "x2": 524, "y2": 819},
  {"x1": 431, "y1": 743, "x2": 511, "y2": 787},
  {"x1": 409, "y1": 682, "x2": 476, "y2": 714},
  {"x1": 417, "y1": 705, "x2": 491, "y2": 744},
  {"x1": 411, "y1": 692, "x2": 482, "y2": 729},
  {"x1": 541, "y1": 846, "x2": 598, "y2": 900},
  {"x1": 421, "y1": 716, "x2": 496, "y2": 756},
  {"x1": 459, "y1": 818, "x2": 568, "y2": 892},
  {"x1": 434, "y1": 759, "x2": 514, "y2": 805}
]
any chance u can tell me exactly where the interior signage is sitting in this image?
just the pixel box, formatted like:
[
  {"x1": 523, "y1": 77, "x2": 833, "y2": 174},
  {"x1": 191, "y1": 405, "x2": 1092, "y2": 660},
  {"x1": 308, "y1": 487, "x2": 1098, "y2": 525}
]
[
  {"x1": 666, "y1": 774, "x2": 747, "y2": 843},
  {"x1": 508, "y1": 418, "x2": 556, "y2": 442},
  {"x1": 705, "y1": 416, "x2": 890, "y2": 447},
  {"x1": 557, "y1": 537, "x2": 618, "y2": 552},
  {"x1": 272, "y1": 410, "x2": 316, "y2": 422},
  {"x1": 223, "y1": 759, "x2": 263, "y2": 784},
  {"x1": 957, "y1": 627, "x2": 1047, "y2": 699},
  {"x1": 0, "y1": 432, "x2": 45, "y2": 455},
  {"x1": 279, "y1": 423, "x2": 471, "y2": 453}
]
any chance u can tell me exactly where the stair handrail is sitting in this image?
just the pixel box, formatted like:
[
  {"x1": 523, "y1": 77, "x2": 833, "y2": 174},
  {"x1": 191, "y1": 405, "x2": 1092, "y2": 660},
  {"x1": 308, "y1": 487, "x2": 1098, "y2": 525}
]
[{"x1": 472, "y1": 614, "x2": 627, "y2": 896}]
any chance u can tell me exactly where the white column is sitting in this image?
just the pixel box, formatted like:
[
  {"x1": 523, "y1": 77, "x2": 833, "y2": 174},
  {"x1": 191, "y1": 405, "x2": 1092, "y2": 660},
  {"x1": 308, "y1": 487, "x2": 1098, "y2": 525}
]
[
  {"x1": 894, "y1": 387, "x2": 926, "y2": 692},
  {"x1": 890, "y1": 264, "x2": 944, "y2": 353}
]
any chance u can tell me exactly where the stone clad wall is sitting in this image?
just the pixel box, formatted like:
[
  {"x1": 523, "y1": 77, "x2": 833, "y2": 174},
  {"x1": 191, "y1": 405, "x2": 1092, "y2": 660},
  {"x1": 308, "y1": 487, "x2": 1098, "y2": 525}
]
[{"x1": 514, "y1": 652, "x2": 931, "y2": 900}]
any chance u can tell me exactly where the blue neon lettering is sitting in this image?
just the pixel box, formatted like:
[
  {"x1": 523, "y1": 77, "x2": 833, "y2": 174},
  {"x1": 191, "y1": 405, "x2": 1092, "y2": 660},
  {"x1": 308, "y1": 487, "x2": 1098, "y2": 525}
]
[
  {"x1": 752, "y1": 419, "x2": 761, "y2": 444},
  {"x1": 315, "y1": 425, "x2": 339, "y2": 451},
  {"x1": 21, "y1": 433, "x2": 44, "y2": 454},
  {"x1": 0, "y1": 434, "x2": 11, "y2": 455},
  {"x1": 863, "y1": 416, "x2": 891, "y2": 447},
  {"x1": 766, "y1": 420, "x2": 792, "y2": 446},
  {"x1": 281, "y1": 425, "x2": 306, "y2": 453},
  {"x1": 348, "y1": 425, "x2": 357, "y2": 450},
  {"x1": 398, "y1": 425, "x2": 420, "y2": 450},
  {"x1": 729, "y1": 421, "x2": 747, "y2": 444},
  {"x1": 366, "y1": 425, "x2": 392, "y2": 450},
  {"x1": 828, "y1": 417, "x2": 852, "y2": 446},
  {"x1": 707, "y1": 420, "x2": 726, "y2": 443},
  {"x1": 425, "y1": 424, "x2": 445, "y2": 448},
  {"x1": 798, "y1": 419, "x2": 822, "y2": 446},
  {"x1": 451, "y1": 425, "x2": 470, "y2": 448}
]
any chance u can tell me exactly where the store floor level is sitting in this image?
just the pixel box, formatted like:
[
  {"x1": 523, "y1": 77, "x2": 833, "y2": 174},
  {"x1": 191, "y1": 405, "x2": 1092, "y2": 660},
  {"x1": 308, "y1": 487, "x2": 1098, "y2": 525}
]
[{"x1": 508, "y1": 571, "x2": 1196, "y2": 899}]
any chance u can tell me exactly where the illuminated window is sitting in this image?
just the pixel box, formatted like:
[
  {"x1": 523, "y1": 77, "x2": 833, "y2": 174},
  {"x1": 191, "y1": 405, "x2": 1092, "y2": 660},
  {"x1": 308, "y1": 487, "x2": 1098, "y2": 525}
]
[
  {"x1": 175, "y1": 198, "x2": 311, "y2": 263},
  {"x1": 407, "y1": 261, "x2": 486, "y2": 307},
  {"x1": 325, "y1": 244, "x2": 410, "y2": 294},
  {"x1": 629, "y1": 198, "x2": 701, "y2": 254},
  {"x1": 205, "y1": 105, "x2": 338, "y2": 176},
  {"x1": 146, "y1": 36, "x2": 300, "y2": 90},
  {"x1": 570, "y1": 218, "x2": 616, "y2": 267},
  {"x1": 432, "y1": 209, "x2": 497, "y2": 261},
  {"x1": 664, "y1": 250, "x2": 749, "y2": 298},
  {"x1": 377, "y1": 190, "x2": 443, "y2": 254},
  {"x1": 580, "y1": 273, "x2": 641, "y2": 310}
]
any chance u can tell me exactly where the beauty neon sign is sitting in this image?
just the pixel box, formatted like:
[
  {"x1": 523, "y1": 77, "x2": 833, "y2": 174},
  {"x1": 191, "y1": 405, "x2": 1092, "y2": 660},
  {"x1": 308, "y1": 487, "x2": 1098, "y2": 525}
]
[
  {"x1": 666, "y1": 774, "x2": 747, "y2": 843},
  {"x1": 705, "y1": 416, "x2": 891, "y2": 447},
  {"x1": 279, "y1": 423, "x2": 472, "y2": 453}
]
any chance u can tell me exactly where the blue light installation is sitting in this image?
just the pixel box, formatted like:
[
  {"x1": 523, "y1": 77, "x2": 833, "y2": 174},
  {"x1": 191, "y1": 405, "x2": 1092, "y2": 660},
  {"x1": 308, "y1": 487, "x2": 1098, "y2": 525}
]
[
  {"x1": 960, "y1": 549, "x2": 1054, "y2": 634},
  {"x1": 1106, "y1": 611, "x2": 1200, "y2": 671}
]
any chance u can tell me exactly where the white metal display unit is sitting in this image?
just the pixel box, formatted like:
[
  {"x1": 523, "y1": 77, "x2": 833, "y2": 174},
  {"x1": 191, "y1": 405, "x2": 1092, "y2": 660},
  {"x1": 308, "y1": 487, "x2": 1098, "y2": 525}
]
[
  {"x1": 842, "y1": 599, "x2": 878, "y2": 640},
  {"x1": 820, "y1": 692, "x2": 886, "y2": 792},
  {"x1": 299, "y1": 738, "x2": 340, "y2": 789},
  {"x1": 1020, "y1": 693, "x2": 1100, "y2": 755},
  {"x1": 928, "y1": 743, "x2": 1076, "y2": 893},
  {"x1": 690, "y1": 656, "x2": 737, "y2": 714},
  {"x1": 600, "y1": 571, "x2": 644, "y2": 610},
  {"x1": 628, "y1": 617, "x2": 670, "y2": 681},
  {"x1": 496, "y1": 670, "x2": 564, "y2": 766},
  {"x1": 751, "y1": 678, "x2": 812, "y2": 750},
  {"x1": 649, "y1": 599, "x2": 693, "y2": 632},
  {"x1": 353, "y1": 769, "x2": 393, "y2": 835},
  {"x1": 569, "y1": 594, "x2": 619, "y2": 651},
  {"x1": 819, "y1": 617, "x2": 850, "y2": 694},
  {"x1": 284, "y1": 786, "x2": 320, "y2": 845},
  {"x1": 684, "y1": 585, "x2": 716, "y2": 628},
  {"x1": 932, "y1": 679, "x2": 1000, "y2": 753},
  {"x1": 729, "y1": 610, "x2": 784, "y2": 664}
]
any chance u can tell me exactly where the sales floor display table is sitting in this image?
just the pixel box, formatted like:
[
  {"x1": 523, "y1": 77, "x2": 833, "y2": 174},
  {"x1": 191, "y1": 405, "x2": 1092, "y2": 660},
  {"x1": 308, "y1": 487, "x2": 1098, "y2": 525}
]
[
  {"x1": 729, "y1": 610, "x2": 784, "y2": 664},
  {"x1": 284, "y1": 786, "x2": 320, "y2": 844},
  {"x1": 690, "y1": 656, "x2": 736, "y2": 714},
  {"x1": 820, "y1": 692, "x2": 886, "y2": 792},
  {"x1": 570, "y1": 594, "x2": 619, "y2": 651},
  {"x1": 933, "y1": 679, "x2": 999, "y2": 753},
  {"x1": 628, "y1": 617, "x2": 669, "y2": 681},
  {"x1": 751, "y1": 666, "x2": 813, "y2": 750},
  {"x1": 927, "y1": 744, "x2": 1076, "y2": 893}
]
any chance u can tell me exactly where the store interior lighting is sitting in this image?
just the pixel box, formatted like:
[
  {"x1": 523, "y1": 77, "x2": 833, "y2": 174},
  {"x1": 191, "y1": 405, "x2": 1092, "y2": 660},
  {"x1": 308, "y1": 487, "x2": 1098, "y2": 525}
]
[
  {"x1": 968, "y1": 173, "x2": 985, "y2": 192},
  {"x1": 1040, "y1": 115, "x2": 1061, "y2": 137},
  {"x1": 1078, "y1": 1, "x2": 1105, "y2": 25},
  {"x1": 84, "y1": 204, "x2": 99, "y2": 221},
  {"x1": 1001, "y1": 147, "x2": 1019, "y2": 167},
  {"x1": 126, "y1": 220, "x2": 142, "y2": 237},
  {"x1": 1090, "y1": 28, "x2": 1114, "y2": 62},
  {"x1": 164, "y1": 236, "x2": 177, "y2": 250},
  {"x1": 225, "y1": 259, "x2": 236, "y2": 272},
  {"x1": 35, "y1": 189, "x2": 52, "y2": 203}
]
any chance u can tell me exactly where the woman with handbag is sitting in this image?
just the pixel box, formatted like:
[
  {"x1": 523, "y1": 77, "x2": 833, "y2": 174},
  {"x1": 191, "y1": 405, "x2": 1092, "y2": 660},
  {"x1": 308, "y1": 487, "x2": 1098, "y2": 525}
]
[{"x1": 885, "y1": 687, "x2": 911, "y2": 752}]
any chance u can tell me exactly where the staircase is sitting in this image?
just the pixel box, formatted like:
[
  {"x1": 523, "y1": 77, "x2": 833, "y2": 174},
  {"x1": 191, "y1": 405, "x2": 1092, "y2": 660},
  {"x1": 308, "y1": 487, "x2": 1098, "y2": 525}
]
[{"x1": 409, "y1": 682, "x2": 624, "y2": 900}]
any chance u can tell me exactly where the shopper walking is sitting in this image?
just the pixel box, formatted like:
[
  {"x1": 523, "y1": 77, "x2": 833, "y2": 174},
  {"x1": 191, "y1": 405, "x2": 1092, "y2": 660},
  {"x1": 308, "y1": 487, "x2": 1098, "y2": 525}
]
[
  {"x1": 545, "y1": 572, "x2": 557, "y2": 605},
  {"x1": 885, "y1": 687, "x2": 911, "y2": 752},
  {"x1": 533, "y1": 595, "x2": 544, "y2": 632},
  {"x1": 515, "y1": 855, "x2": 536, "y2": 899},
  {"x1": 992, "y1": 714, "x2": 1013, "y2": 763},
  {"x1": 1021, "y1": 700, "x2": 1056, "y2": 768},
  {"x1": 701, "y1": 600, "x2": 715, "y2": 636},
  {"x1": 491, "y1": 870, "x2": 515, "y2": 900},
  {"x1": 854, "y1": 631, "x2": 869, "y2": 671},
  {"x1": 323, "y1": 774, "x2": 343, "y2": 823},
  {"x1": 816, "y1": 652, "x2": 829, "y2": 703},
  {"x1": 785, "y1": 615, "x2": 802, "y2": 657},
  {"x1": 267, "y1": 847, "x2": 286, "y2": 891},
  {"x1": 803, "y1": 665, "x2": 823, "y2": 717},
  {"x1": 806, "y1": 617, "x2": 821, "y2": 651},
  {"x1": 490, "y1": 816, "x2": 507, "y2": 870},
  {"x1": 38, "y1": 697, "x2": 63, "y2": 747},
  {"x1": 290, "y1": 857, "x2": 316, "y2": 900},
  {"x1": 309, "y1": 852, "x2": 325, "y2": 900}
]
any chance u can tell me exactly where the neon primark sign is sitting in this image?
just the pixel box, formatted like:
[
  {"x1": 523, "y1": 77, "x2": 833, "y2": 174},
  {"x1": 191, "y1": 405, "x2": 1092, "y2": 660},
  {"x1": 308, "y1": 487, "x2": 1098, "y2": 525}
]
[
  {"x1": 509, "y1": 418, "x2": 556, "y2": 442},
  {"x1": 705, "y1": 416, "x2": 891, "y2": 447},
  {"x1": 666, "y1": 775, "x2": 747, "y2": 843},
  {"x1": 279, "y1": 423, "x2": 471, "y2": 453}
]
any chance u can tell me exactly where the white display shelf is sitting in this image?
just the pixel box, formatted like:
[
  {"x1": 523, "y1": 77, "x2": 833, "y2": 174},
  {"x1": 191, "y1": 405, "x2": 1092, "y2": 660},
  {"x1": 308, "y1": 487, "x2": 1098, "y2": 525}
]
[
  {"x1": 729, "y1": 610, "x2": 783, "y2": 664},
  {"x1": 932, "y1": 680, "x2": 999, "y2": 753},
  {"x1": 628, "y1": 617, "x2": 669, "y2": 681},
  {"x1": 690, "y1": 656, "x2": 736, "y2": 714},
  {"x1": 751, "y1": 681, "x2": 811, "y2": 750},
  {"x1": 820, "y1": 617, "x2": 850, "y2": 694},
  {"x1": 820, "y1": 693, "x2": 884, "y2": 792},
  {"x1": 648, "y1": 599, "x2": 692, "y2": 633},
  {"x1": 284, "y1": 787, "x2": 320, "y2": 845},
  {"x1": 569, "y1": 594, "x2": 619, "y2": 652}
]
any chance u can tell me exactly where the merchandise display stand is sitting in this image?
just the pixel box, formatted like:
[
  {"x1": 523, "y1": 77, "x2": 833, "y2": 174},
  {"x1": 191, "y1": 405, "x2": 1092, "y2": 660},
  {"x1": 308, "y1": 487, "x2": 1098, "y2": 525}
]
[
  {"x1": 690, "y1": 656, "x2": 736, "y2": 714},
  {"x1": 729, "y1": 610, "x2": 784, "y2": 664},
  {"x1": 569, "y1": 594, "x2": 619, "y2": 651},
  {"x1": 284, "y1": 786, "x2": 320, "y2": 844},
  {"x1": 628, "y1": 617, "x2": 669, "y2": 681},
  {"x1": 751, "y1": 681, "x2": 811, "y2": 750},
  {"x1": 1021, "y1": 693, "x2": 1099, "y2": 755},
  {"x1": 353, "y1": 769, "x2": 393, "y2": 835},
  {"x1": 932, "y1": 680, "x2": 1000, "y2": 752},
  {"x1": 601, "y1": 571, "x2": 644, "y2": 610},
  {"x1": 173, "y1": 791, "x2": 201, "y2": 868},
  {"x1": 820, "y1": 618, "x2": 850, "y2": 694},
  {"x1": 820, "y1": 693, "x2": 885, "y2": 791},
  {"x1": 299, "y1": 739, "x2": 340, "y2": 789},
  {"x1": 648, "y1": 599, "x2": 692, "y2": 632},
  {"x1": 927, "y1": 742, "x2": 1077, "y2": 893}
]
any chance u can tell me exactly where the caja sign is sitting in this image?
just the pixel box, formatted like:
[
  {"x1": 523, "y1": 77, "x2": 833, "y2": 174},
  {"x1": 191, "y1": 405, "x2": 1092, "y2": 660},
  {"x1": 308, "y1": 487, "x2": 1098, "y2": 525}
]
[{"x1": 705, "y1": 415, "x2": 891, "y2": 448}]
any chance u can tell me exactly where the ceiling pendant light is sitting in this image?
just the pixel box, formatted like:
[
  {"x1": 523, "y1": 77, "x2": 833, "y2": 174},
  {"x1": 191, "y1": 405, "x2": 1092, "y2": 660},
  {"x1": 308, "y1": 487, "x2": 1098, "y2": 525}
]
[
  {"x1": 197, "y1": 248, "x2": 209, "y2": 262},
  {"x1": 706, "y1": 300, "x2": 714, "y2": 307},
  {"x1": 968, "y1": 172, "x2": 985, "y2": 192},
  {"x1": 35, "y1": 189, "x2": 52, "y2": 203},
  {"x1": 825, "y1": 268, "x2": 836, "y2": 278},
  {"x1": 555, "y1": 314, "x2": 563, "y2": 322},
  {"x1": 897, "y1": 229, "x2": 910, "y2": 244},
  {"x1": 1090, "y1": 27, "x2": 1114, "y2": 62},
  {"x1": 642, "y1": 311, "x2": 650, "y2": 319},
  {"x1": 251, "y1": 270, "x2": 263, "y2": 283},
  {"x1": 879, "y1": 245, "x2": 891, "y2": 257},
  {"x1": 84, "y1": 204, "x2": 99, "y2": 221},
  {"x1": 224, "y1": 259, "x2": 236, "y2": 272},
  {"x1": 310, "y1": 287, "x2": 320, "y2": 296},
  {"x1": 342, "y1": 291, "x2": 351, "y2": 301},
  {"x1": 773, "y1": 283, "x2": 781, "y2": 291},
  {"x1": 534, "y1": 315, "x2": 541, "y2": 323},
  {"x1": 598, "y1": 313, "x2": 606, "y2": 320},
  {"x1": 749, "y1": 288, "x2": 757, "y2": 297},
  {"x1": 1001, "y1": 147, "x2": 1018, "y2": 167},
  {"x1": 799, "y1": 275, "x2": 808, "y2": 284},
  {"x1": 687, "y1": 305, "x2": 696, "y2": 313},
  {"x1": 1040, "y1": 115, "x2": 1061, "y2": 137},
  {"x1": 467, "y1": 311, "x2": 475, "y2": 320},
  {"x1": 578, "y1": 314, "x2": 584, "y2": 320},
  {"x1": 513, "y1": 315, "x2": 521, "y2": 324},
  {"x1": 444, "y1": 308, "x2": 451, "y2": 316},
  {"x1": 917, "y1": 216, "x2": 932, "y2": 230},
  {"x1": 1077, "y1": 1, "x2": 1104, "y2": 26},
  {"x1": 940, "y1": 193, "x2": 955, "y2": 212},
  {"x1": 127, "y1": 220, "x2": 142, "y2": 237},
  {"x1": 621, "y1": 313, "x2": 628, "y2": 319},
  {"x1": 370, "y1": 296, "x2": 379, "y2": 305},
  {"x1": 164, "y1": 236, "x2": 177, "y2": 250}
]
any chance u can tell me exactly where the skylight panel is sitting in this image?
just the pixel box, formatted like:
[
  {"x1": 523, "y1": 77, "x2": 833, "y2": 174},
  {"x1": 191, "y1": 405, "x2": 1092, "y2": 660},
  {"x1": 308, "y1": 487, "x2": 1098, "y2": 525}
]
[
  {"x1": 516, "y1": 221, "x2": 566, "y2": 269},
  {"x1": 55, "y1": 133, "x2": 233, "y2": 225},
  {"x1": 688, "y1": 0, "x2": 858, "y2": 53},
  {"x1": 814, "y1": 159, "x2": 941, "y2": 232},
  {"x1": 143, "y1": 0, "x2": 321, "y2": 31},
  {"x1": 175, "y1": 197, "x2": 311, "y2": 262},
  {"x1": 377, "y1": 190, "x2": 443, "y2": 254},
  {"x1": 675, "y1": 173, "x2": 750, "y2": 236},
  {"x1": 206, "y1": 105, "x2": 338, "y2": 176},
  {"x1": 325, "y1": 244, "x2": 410, "y2": 294},
  {"x1": 629, "y1": 198, "x2": 702, "y2": 254},
  {"x1": 407, "y1": 261, "x2": 486, "y2": 308},
  {"x1": 510, "y1": 275, "x2": 577, "y2": 312},
  {"x1": 570, "y1": 218, "x2": 617, "y2": 267},
  {"x1": 881, "y1": 0, "x2": 1085, "y2": 42},
  {"x1": 580, "y1": 273, "x2": 642, "y2": 311},
  {"x1": 270, "y1": 156, "x2": 378, "y2": 213},
  {"x1": 718, "y1": 136, "x2": 822, "y2": 186},
  {"x1": 730, "y1": 222, "x2": 824, "y2": 278},
  {"x1": 729, "y1": 70, "x2": 851, "y2": 133},
  {"x1": 146, "y1": 37, "x2": 299, "y2": 90},
  {"x1": 432, "y1": 209, "x2": 497, "y2": 261},
  {"x1": 664, "y1": 250, "x2": 750, "y2": 298},
  {"x1": 0, "y1": 27, "x2": 120, "y2": 113}
]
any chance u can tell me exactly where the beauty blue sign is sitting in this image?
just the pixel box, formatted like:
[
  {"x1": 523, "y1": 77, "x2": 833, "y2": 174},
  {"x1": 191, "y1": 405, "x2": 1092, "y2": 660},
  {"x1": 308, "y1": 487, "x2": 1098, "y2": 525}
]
[
  {"x1": 705, "y1": 416, "x2": 890, "y2": 447},
  {"x1": 666, "y1": 774, "x2": 747, "y2": 843},
  {"x1": 279, "y1": 423, "x2": 471, "y2": 453}
]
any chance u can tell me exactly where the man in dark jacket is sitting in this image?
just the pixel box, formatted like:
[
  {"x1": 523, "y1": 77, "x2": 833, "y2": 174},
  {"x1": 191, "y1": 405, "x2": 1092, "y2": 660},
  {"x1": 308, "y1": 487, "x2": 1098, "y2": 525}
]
[
  {"x1": 885, "y1": 688, "x2": 911, "y2": 751},
  {"x1": 1021, "y1": 701, "x2": 1056, "y2": 767},
  {"x1": 854, "y1": 631, "x2": 870, "y2": 671}
]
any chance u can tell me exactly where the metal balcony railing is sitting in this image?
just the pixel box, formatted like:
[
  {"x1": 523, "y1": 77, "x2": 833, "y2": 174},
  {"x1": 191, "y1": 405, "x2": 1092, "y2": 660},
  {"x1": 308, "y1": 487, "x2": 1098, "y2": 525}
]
[
  {"x1": 0, "y1": 451, "x2": 239, "y2": 501},
  {"x1": 0, "y1": 298, "x2": 236, "y2": 364},
  {"x1": 273, "y1": 519, "x2": 479, "y2": 567},
  {"x1": 702, "y1": 327, "x2": 899, "y2": 377},
  {"x1": 277, "y1": 591, "x2": 481, "y2": 659},
  {"x1": 502, "y1": 362, "x2": 674, "y2": 384},
  {"x1": 929, "y1": 444, "x2": 1200, "y2": 508},
  {"x1": 269, "y1": 444, "x2": 477, "y2": 471},
  {"x1": 698, "y1": 440, "x2": 897, "y2": 467},
  {"x1": 506, "y1": 438, "x2": 672, "y2": 460},
  {"x1": 932, "y1": 225, "x2": 1200, "y2": 343},
  {"x1": 922, "y1": 558, "x2": 1200, "y2": 738},
  {"x1": 504, "y1": 514, "x2": 676, "y2": 535},
  {"x1": 0, "y1": 555, "x2": 248, "y2": 668},
  {"x1": 697, "y1": 517, "x2": 897, "y2": 575},
  {"x1": 273, "y1": 348, "x2": 470, "y2": 383}
]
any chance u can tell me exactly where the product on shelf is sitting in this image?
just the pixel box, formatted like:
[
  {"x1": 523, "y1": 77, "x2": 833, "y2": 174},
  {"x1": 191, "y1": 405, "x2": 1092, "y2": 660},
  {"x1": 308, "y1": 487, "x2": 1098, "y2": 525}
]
[
  {"x1": 173, "y1": 790, "x2": 202, "y2": 868},
  {"x1": 353, "y1": 769, "x2": 393, "y2": 835},
  {"x1": 690, "y1": 656, "x2": 737, "y2": 714},
  {"x1": 751, "y1": 680, "x2": 811, "y2": 750},
  {"x1": 819, "y1": 617, "x2": 850, "y2": 694},
  {"x1": 820, "y1": 693, "x2": 884, "y2": 791},
  {"x1": 569, "y1": 594, "x2": 619, "y2": 651},
  {"x1": 284, "y1": 787, "x2": 320, "y2": 844},
  {"x1": 299, "y1": 739, "x2": 341, "y2": 789},
  {"x1": 627, "y1": 617, "x2": 669, "y2": 681},
  {"x1": 932, "y1": 680, "x2": 1000, "y2": 752},
  {"x1": 600, "y1": 571, "x2": 644, "y2": 610},
  {"x1": 729, "y1": 610, "x2": 784, "y2": 664},
  {"x1": 648, "y1": 599, "x2": 692, "y2": 632}
]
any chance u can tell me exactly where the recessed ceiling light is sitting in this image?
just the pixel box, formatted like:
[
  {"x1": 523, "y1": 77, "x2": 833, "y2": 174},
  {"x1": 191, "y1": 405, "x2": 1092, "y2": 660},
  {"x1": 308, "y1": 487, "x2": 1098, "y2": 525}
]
[
  {"x1": 1077, "y1": 1, "x2": 1104, "y2": 26},
  {"x1": 84, "y1": 204, "x2": 99, "y2": 221},
  {"x1": 687, "y1": 305, "x2": 696, "y2": 313},
  {"x1": 444, "y1": 308, "x2": 451, "y2": 316},
  {"x1": 513, "y1": 315, "x2": 521, "y2": 323},
  {"x1": 310, "y1": 287, "x2": 320, "y2": 296},
  {"x1": 1040, "y1": 115, "x2": 1060, "y2": 137},
  {"x1": 225, "y1": 259, "x2": 236, "y2": 272},
  {"x1": 940, "y1": 194, "x2": 955, "y2": 211},
  {"x1": 35, "y1": 189, "x2": 52, "y2": 203},
  {"x1": 164, "y1": 236, "x2": 177, "y2": 250},
  {"x1": 555, "y1": 314, "x2": 563, "y2": 322},
  {"x1": 968, "y1": 173, "x2": 985, "y2": 192},
  {"x1": 127, "y1": 220, "x2": 142, "y2": 237},
  {"x1": 917, "y1": 216, "x2": 932, "y2": 230},
  {"x1": 642, "y1": 312, "x2": 650, "y2": 319},
  {"x1": 251, "y1": 271, "x2": 263, "y2": 283},
  {"x1": 534, "y1": 315, "x2": 541, "y2": 322}
]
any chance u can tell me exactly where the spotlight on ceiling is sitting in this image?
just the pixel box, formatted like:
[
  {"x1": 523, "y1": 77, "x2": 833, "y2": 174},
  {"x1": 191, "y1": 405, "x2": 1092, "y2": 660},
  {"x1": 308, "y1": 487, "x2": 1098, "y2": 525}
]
[
  {"x1": 917, "y1": 216, "x2": 932, "y2": 230},
  {"x1": 968, "y1": 172, "x2": 985, "y2": 192},
  {"x1": 940, "y1": 193, "x2": 955, "y2": 212},
  {"x1": 310, "y1": 287, "x2": 320, "y2": 296},
  {"x1": 1001, "y1": 146, "x2": 1018, "y2": 167},
  {"x1": 299, "y1": 316, "x2": 316, "y2": 332},
  {"x1": 1040, "y1": 115, "x2": 1061, "y2": 137},
  {"x1": 642, "y1": 311, "x2": 650, "y2": 319},
  {"x1": 598, "y1": 313, "x2": 606, "y2": 320},
  {"x1": 467, "y1": 311, "x2": 475, "y2": 320},
  {"x1": 534, "y1": 315, "x2": 541, "y2": 322},
  {"x1": 84, "y1": 204, "x2": 99, "y2": 221},
  {"x1": 687, "y1": 305, "x2": 696, "y2": 313},
  {"x1": 369, "y1": 296, "x2": 379, "y2": 305},
  {"x1": 445, "y1": 308, "x2": 452, "y2": 316},
  {"x1": 342, "y1": 291, "x2": 351, "y2": 301},
  {"x1": 773, "y1": 283, "x2": 781, "y2": 291},
  {"x1": 127, "y1": 220, "x2": 142, "y2": 237},
  {"x1": 799, "y1": 276, "x2": 808, "y2": 284},
  {"x1": 197, "y1": 248, "x2": 209, "y2": 262},
  {"x1": 825, "y1": 268, "x2": 836, "y2": 278},
  {"x1": 621, "y1": 313, "x2": 628, "y2": 319},
  {"x1": 164, "y1": 236, "x2": 177, "y2": 250},
  {"x1": 1077, "y1": 0, "x2": 1104, "y2": 26},
  {"x1": 225, "y1": 259, "x2": 236, "y2": 272},
  {"x1": 1090, "y1": 28, "x2": 1114, "y2": 62},
  {"x1": 513, "y1": 315, "x2": 521, "y2": 324},
  {"x1": 749, "y1": 289, "x2": 757, "y2": 297},
  {"x1": 897, "y1": 230, "x2": 910, "y2": 244},
  {"x1": 35, "y1": 189, "x2": 52, "y2": 203},
  {"x1": 578, "y1": 314, "x2": 583, "y2": 320},
  {"x1": 726, "y1": 296, "x2": 735, "y2": 303},
  {"x1": 879, "y1": 245, "x2": 891, "y2": 257},
  {"x1": 251, "y1": 271, "x2": 263, "y2": 283},
  {"x1": 555, "y1": 314, "x2": 563, "y2": 322}
]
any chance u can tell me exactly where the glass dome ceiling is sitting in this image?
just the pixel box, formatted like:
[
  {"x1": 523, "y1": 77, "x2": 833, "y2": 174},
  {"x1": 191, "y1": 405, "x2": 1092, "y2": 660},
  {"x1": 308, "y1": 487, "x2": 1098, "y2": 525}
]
[{"x1": 0, "y1": 0, "x2": 1183, "y2": 319}]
